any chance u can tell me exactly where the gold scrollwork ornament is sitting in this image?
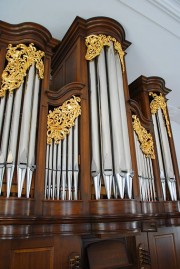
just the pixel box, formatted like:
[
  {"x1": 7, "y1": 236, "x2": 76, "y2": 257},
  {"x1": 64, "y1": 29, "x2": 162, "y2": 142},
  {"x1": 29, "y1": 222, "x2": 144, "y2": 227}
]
[
  {"x1": 132, "y1": 115, "x2": 155, "y2": 159},
  {"x1": 149, "y1": 92, "x2": 171, "y2": 137},
  {"x1": 47, "y1": 96, "x2": 81, "y2": 145},
  {"x1": 0, "y1": 43, "x2": 45, "y2": 97},
  {"x1": 85, "y1": 34, "x2": 125, "y2": 72}
]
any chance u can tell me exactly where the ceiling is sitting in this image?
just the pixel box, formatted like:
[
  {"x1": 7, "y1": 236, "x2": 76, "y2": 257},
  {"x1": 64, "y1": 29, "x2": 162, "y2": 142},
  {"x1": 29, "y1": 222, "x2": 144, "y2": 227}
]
[{"x1": 1, "y1": 0, "x2": 180, "y2": 122}]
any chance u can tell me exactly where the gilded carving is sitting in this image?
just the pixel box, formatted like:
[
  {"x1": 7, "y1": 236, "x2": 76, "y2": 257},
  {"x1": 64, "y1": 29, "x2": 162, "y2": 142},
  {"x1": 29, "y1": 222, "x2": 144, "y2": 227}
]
[
  {"x1": 47, "y1": 96, "x2": 81, "y2": 144},
  {"x1": 132, "y1": 115, "x2": 155, "y2": 159},
  {"x1": 85, "y1": 34, "x2": 125, "y2": 72},
  {"x1": 0, "y1": 43, "x2": 44, "y2": 97},
  {"x1": 149, "y1": 92, "x2": 171, "y2": 137}
]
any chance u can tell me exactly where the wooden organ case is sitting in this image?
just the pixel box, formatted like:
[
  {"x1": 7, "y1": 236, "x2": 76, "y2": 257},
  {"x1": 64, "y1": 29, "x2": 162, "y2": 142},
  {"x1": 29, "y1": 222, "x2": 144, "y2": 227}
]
[{"x1": 0, "y1": 17, "x2": 179, "y2": 269}]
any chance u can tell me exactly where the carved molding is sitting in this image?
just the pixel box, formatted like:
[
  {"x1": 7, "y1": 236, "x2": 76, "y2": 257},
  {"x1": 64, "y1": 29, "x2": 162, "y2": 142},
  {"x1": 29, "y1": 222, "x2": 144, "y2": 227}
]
[
  {"x1": 149, "y1": 92, "x2": 171, "y2": 137},
  {"x1": 132, "y1": 115, "x2": 155, "y2": 159},
  {"x1": 85, "y1": 34, "x2": 125, "y2": 72},
  {"x1": 47, "y1": 96, "x2": 81, "y2": 144},
  {"x1": 0, "y1": 43, "x2": 44, "y2": 97}
]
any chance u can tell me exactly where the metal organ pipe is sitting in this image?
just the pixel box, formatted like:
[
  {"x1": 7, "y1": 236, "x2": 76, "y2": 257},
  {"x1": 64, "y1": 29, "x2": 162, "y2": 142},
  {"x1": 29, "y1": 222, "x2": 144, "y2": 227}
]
[
  {"x1": 56, "y1": 142, "x2": 62, "y2": 200},
  {"x1": 73, "y1": 118, "x2": 79, "y2": 200},
  {"x1": 0, "y1": 92, "x2": 14, "y2": 195},
  {"x1": 27, "y1": 72, "x2": 40, "y2": 198},
  {"x1": 97, "y1": 48, "x2": 113, "y2": 199},
  {"x1": 0, "y1": 95, "x2": 5, "y2": 194},
  {"x1": 157, "y1": 108, "x2": 177, "y2": 200},
  {"x1": 61, "y1": 136, "x2": 67, "y2": 200},
  {"x1": 17, "y1": 64, "x2": 35, "y2": 197},
  {"x1": 52, "y1": 143, "x2": 57, "y2": 200},
  {"x1": 67, "y1": 128, "x2": 73, "y2": 200},
  {"x1": 6, "y1": 84, "x2": 23, "y2": 197},
  {"x1": 45, "y1": 144, "x2": 50, "y2": 199},
  {"x1": 134, "y1": 132, "x2": 143, "y2": 200},
  {"x1": 48, "y1": 143, "x2": 53, "y2": 199},
  {"x1": 152, "y1": 114, "x2": 166, "y2": 200},
  {"x1": 89, "y1": 60, "x2": 101, "y2": 199},
  {"x1": 0, "y1": 96, "x2": 5, "y2": 136},
  {"x1": 115, "y1": 50, "x2": 133, "y2": 199},
  {"x1": 106, "y1": 43, "x2": 126, "y2": 199}
]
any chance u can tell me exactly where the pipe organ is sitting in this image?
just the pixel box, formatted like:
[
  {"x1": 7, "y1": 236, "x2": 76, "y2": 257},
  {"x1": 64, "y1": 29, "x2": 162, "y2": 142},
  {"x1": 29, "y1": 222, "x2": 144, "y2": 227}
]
[{"x1": 0, "y1": 17, "x2": 179, "y2": 269}]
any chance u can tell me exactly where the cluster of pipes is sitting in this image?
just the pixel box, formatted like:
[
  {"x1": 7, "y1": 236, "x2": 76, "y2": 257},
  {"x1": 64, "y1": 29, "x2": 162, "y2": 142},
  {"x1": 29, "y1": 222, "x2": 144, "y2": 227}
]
[
  {"x1": 44, "y1": 118, "x2": 79, "y2": 200},
  {"x1": 133, "y1": 131, "x2": 156, "y2": 201},
  {"x1": 0, "y1": 42, "x2": 177, "y2": 203},
  {"x1": 0, "y1": 64, "x2": 40, "y2": 198},
  {"x1": 89, "y1": 42, "x2": 133, "y2": 200},
  {"x1": 152, "y1": 108, "x2": 177, "y2": 201}
]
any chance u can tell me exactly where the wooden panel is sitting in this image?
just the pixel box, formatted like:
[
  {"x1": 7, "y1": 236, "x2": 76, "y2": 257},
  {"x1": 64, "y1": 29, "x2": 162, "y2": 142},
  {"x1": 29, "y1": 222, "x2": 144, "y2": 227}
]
[
  {"x1": 0, "y1": 240, "x2": 11, "y2": 269},
  {"x1": 52, "y1": 42, "x2": 79, "y2": 91},
  {"x1": 155, "y1": 234, "x2": 176, "y2": 269},
  {"x1": 0, "y1": 198, "x2": 34, "y2": 216},
  {"x1": 0, "y1": 235, "x2": 82, "y2": 269},
  {"x1": 60, "y1": 236, "x2": 82, "y2": 269},
  {"x1": 10, "y1": 247, "x2": 54, "y2": 269},
  {"x1": 148, "y1": 227, "x2": 180, "y2": 269},
  {"x1": 141, "y1": 201, "x2": 164, "y2": 214},
  {"x1": 64, "y1": 44, "x2": 78, "y2": 84},
  {"x1": 90, "y1": 200, "x2": 141, "y2": 215},
  {"x1": 42, "y1": 200, "x2": 85, "y2": 216}
]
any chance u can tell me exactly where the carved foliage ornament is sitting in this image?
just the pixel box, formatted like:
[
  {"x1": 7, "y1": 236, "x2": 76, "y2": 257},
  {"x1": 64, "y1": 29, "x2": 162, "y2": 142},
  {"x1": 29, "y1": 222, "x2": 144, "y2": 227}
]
[
  {"x1": 0, "y1": 43, "x2": 45, "y2": 97},
  {"x1": 47, "y1": 96, "x2": 81, "y2": 145},
  {"x1": 149, "y1": 92, "x2": 171, "y2": 137},
  {"x1": 85, "y1": 34, "x2": 125, "y2": 72},
  {"x1": 132, "y1": 115, "x2": 155, "y2": 159}
]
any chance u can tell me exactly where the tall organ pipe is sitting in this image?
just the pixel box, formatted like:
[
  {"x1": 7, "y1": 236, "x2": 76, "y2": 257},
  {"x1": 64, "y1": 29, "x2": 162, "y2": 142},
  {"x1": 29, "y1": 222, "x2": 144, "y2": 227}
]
[
  {"x1": 0, "y1": 96, "x2": 5, "y2": 135},
  {"x1": 48, "y1": 144, "x2": 53, "y2": 199},
  {"x1": 134, "y1": 132, "x2": 143, "y2": 200},
  {"x1": 56, "y1": 142, "x2": 62, "y2": 200},
  {"x1": 67, "y1": 128, "x2": 73, "y2": 200},
  {"x1": 0, "y1": 92, "x2": 14, "y2": 194},
  {"x1": 157, "y1": 109, "x2": 176, "y2": 200},
  {"x1": 61, "y1": 137, "x2": 67, "y2": 200},
  {"x1": 45, "y1": 144, "x2": 50, "y2": 199},
  {"x1": 97, "y1": 48, "x2": 113, "y2": 199},
  {"x1": 27, "y1": 73, "x2": 40, "y2": 198},
  {"x1": 73, "y1": 117, "x2": 79, "y2": 200},
  {"x1": 89, "y1": 60, "x2": 101, "y2": 199},
  {"x1": 106, "y1": 43, "x2": 126, "y2": 198},
  {"x1": 115, "y1": 53, "x2": 133, "y2": 198},
  {"x1": 17, "y1": 64, "x2": 35, "y2": 197},
  {"x1": 0, "y1": 96, "x2": 5, "y2": 194},
  {"x1": 152, "y1": 113, "x2": 166, "y2": 200},
  {"x1": 52, "y1": 143, "x2": 57, "y2": 199},
  {"x1": 6, "y1": 84, "x2": 23, "y2": 197}
]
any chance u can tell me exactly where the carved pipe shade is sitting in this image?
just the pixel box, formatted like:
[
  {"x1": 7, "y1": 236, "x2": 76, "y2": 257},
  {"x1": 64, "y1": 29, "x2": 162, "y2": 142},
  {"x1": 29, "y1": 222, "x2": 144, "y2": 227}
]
[
  {"x1": 132, "y1": 115, "x2": 155, "y2": 159},
  {"x1": 85, "y1": 34, "x2": 125, "y2": 72},
  {"x1": 0, "y1": 43, "x2": 44, "y2": 97},
  {"x1": 47, "y1": 96, "x2": 81, "y2": 144},
  {"x1": 149, "y1": 92, "x2": 171, "y2": 138}
]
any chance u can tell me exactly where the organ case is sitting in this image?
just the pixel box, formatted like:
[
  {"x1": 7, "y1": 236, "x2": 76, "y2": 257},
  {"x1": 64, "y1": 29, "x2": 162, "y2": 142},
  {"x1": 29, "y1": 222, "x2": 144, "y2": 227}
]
[{"x1": 0, "y1": 16, "x2": 179, "y2": 269}]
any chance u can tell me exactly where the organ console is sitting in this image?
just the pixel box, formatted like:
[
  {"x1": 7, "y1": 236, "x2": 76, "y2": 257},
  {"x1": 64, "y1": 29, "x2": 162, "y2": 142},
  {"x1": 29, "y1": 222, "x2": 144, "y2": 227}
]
[{"x1": 0, "y1": 16, "x2": 179, "y2": 269}]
